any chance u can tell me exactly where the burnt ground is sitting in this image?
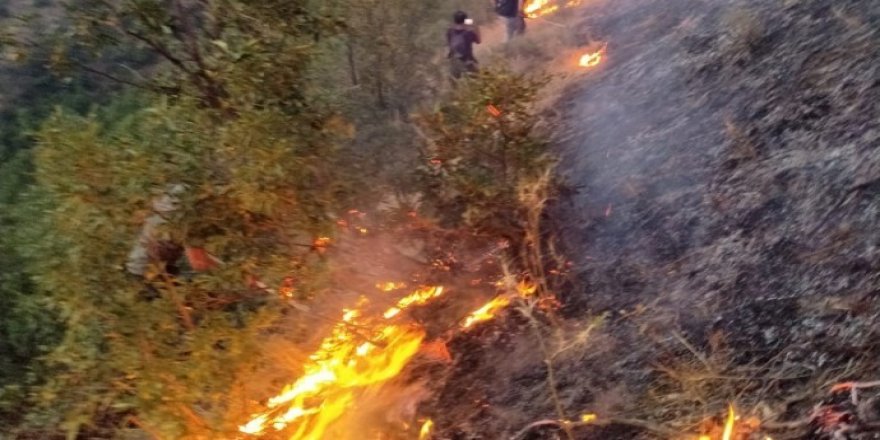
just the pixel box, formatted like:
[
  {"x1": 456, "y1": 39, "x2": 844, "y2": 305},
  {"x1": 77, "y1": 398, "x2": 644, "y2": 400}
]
[{"x1": 421, "y1": 0, "x2": 880, "y2": 439}]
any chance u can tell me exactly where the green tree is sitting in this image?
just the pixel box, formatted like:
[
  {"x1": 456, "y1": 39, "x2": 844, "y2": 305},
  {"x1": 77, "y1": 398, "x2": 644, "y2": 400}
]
[
  {"x1": 62, "y1": 0, "x2": 342, "y2": 112},
  {"x1": 416, "y1": 70, "x2": 554, "y2": 240},
  {"x1": 302, "y1": 0, "x2": 490, "y2": 203},
  {"x1": 16, "y1": 1, "x2": 353, "y2": 438}
]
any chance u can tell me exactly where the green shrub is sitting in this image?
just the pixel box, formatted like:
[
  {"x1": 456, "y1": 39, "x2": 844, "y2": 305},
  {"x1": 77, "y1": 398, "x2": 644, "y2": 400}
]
[{"x1": 415, "y1": 69, "x2": 555, "y2": 240}]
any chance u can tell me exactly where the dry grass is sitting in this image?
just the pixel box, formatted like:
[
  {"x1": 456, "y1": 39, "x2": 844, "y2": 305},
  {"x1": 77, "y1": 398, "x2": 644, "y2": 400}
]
[
  {"x1": 724, "y1": 117, "x2": 758, "y2": 161},
  {"x1": 721, "y1": 6, "x2": 766, "y2": 60}
]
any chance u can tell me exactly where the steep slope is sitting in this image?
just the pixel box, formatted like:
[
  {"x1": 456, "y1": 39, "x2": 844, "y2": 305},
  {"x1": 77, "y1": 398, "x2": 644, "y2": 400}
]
[{"x1": 424, "y1": 0, "x2": 880, "y2": 438}]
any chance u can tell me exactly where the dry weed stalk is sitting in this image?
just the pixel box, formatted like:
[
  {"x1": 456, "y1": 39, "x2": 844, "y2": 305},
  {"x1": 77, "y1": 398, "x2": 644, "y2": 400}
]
[{"x1": 505, "y1": 167, "x2": 605, "y2": 439}]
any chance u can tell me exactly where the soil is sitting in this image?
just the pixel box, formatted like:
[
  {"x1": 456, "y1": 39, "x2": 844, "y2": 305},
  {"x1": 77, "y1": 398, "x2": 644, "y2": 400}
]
[{"x1": 421, "y1": 0, "x2": 880, "y2": 439}]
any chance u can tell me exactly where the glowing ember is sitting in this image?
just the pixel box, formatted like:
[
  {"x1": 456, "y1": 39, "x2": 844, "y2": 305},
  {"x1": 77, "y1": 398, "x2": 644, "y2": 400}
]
[
  {"x1": 418, "y1": 419, "x2": 434, "y2": 440},
  {"x1": 313, "y1": 237, "x2": 331, "y2": 247},
  {"x1": 579, "y1": 46, "x2": 605, "y2": 68},
  {"x1": 461, "y1": 296, "x2": 511, "y2": 329},
  {"x1": 279, "y1": 276, "x2": 296, "y2": 298},
  {"x1": 376, "y1": 281, "x2": 407, "y2": 292},
  {"x1": 486, "y1": 104, "x2": 502, "y2": 117},
  {"x1": 240, "y1": 286, "x2": 445, "y2": 438},
  {"x1": 516, "y1": 280, "x2": 537, "y2": 297},
  {"x1": 580, "y1": 413, "x2": 597, "y2": 423},
  {"x1": 722, "y1": 405, "x2": 735, "y2": 440}
]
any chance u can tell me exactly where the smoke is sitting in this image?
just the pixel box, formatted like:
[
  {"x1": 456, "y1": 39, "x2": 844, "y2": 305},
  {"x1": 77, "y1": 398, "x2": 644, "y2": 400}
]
[{"x1": 552, "y1": 0, "x2": 731, "y2": 271}]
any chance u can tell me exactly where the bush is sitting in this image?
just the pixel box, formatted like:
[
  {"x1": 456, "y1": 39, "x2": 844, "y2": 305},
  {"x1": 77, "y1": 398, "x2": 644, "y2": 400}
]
[{"x1": 415, "y1": 69, "x2": 556, "y2": 241}]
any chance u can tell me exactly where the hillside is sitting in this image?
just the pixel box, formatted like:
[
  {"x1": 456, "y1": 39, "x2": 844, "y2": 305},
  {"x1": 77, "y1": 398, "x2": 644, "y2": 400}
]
[
  {"x1": 2, "y1": 0, "x2": 879, "y2": 438},
  {"x1": 420, "y1": 0, "x2": 880, "y2": 438}
]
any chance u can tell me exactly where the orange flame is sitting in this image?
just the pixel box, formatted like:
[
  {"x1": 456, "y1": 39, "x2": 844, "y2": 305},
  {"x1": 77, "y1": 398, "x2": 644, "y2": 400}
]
[
  {"x1": 418, "y1": 419, "x2": 434, "y2": 439},
  {"x1": 384, "y1": 286, "x2": 444, "y2": 319},
  {"x1": 524, "y1": 0, "x2": 559, "y2": 18},
  {"x1": 696, "y1": 405, "x2": 744, "y2": 440},
  {"x1": 461, "y1": 296, "x2": 511, "y2": 329},
  {"x1": 722, "y1": 405, "x2": 735, "y2": 440},
  {"x1": 376, "y1": 281, "x2": 407, "y2": 292},
  {"x1": 578, "y1": 46, "x2": 605, "y2": 68},
  {"x1": 240, "y1": 286, "x2": 445, "y2": 439},
  {"x1": 313, "y1": 237, "x2": 331, "y2": 247},
  {"x1": 516, "y1": 280, "x2": 537, "y2": 297},
  {"x1": 580, "y1": 413, "x2": 597, "y2": 423}
]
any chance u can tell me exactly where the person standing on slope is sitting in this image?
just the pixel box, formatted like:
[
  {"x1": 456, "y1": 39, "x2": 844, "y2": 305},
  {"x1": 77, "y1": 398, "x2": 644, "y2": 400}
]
[
  {"x1": 494, "y1": 0, "x2": 525, "y2": 42},
  {"x1": 447, "y1": 10, "x2": 481, "y2": 80}
]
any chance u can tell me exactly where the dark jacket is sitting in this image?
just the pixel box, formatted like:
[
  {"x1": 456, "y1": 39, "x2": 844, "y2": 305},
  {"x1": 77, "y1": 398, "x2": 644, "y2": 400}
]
[
  {"x1": 495, "y1": 0, "x2": 520, "y2": 18},
  {"x1": 447, "y1": 25, "x2": 481, "y2": 61}
]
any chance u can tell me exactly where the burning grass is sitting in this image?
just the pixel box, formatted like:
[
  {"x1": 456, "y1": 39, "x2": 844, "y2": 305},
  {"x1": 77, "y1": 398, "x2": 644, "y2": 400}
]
[{"x1": 240, "y1": 287, "x2": 445, "y2": 438}]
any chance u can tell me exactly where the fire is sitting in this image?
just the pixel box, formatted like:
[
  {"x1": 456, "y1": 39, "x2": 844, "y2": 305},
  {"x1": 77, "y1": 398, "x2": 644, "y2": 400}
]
[
  {"x1": 524, "y1": 0, "x2": 559, "y2": 18},
  {"x1": 240, "y1": 286, "x2": 445, "y2": 439},
  {"x1": 313, "y1": 237, "x2": 331, "y2": 247},
  {"x1": 698, "y1": 405, "x2": 742, "y2": 440},
  {"x1": 578, "y1": 46, "x2": 605, "y2": 68},
  {"x1": 461, "y1": 296, "x2": 511, "y2": 329},
  {"x1": 580, "y1": 413, "x2": 597, "y2": 423},
  {"x1": 376, "y1": 281, "x2": 407, "y2": 292},
  {"x1": 516, "y1": 280, "x2": 537, "y2": 297},
  {"x1": 384, "y1": 286, "x2": 444, "y2": 319},
  {"x1": 722, "y1": 405, "x2": 735, "y2": 440},
  {"x1": 418, "y1": 419, "x2": 434, "y2": 439}
]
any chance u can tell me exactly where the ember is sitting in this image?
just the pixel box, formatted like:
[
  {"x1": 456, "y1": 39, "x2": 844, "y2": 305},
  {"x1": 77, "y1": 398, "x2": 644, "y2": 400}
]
[
  {"x1": 517, "y1": 280, "x2": 537, "y2": 297},
  {"x1": 486, "y1": 104, "x2": 502, "y2": 117}
]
